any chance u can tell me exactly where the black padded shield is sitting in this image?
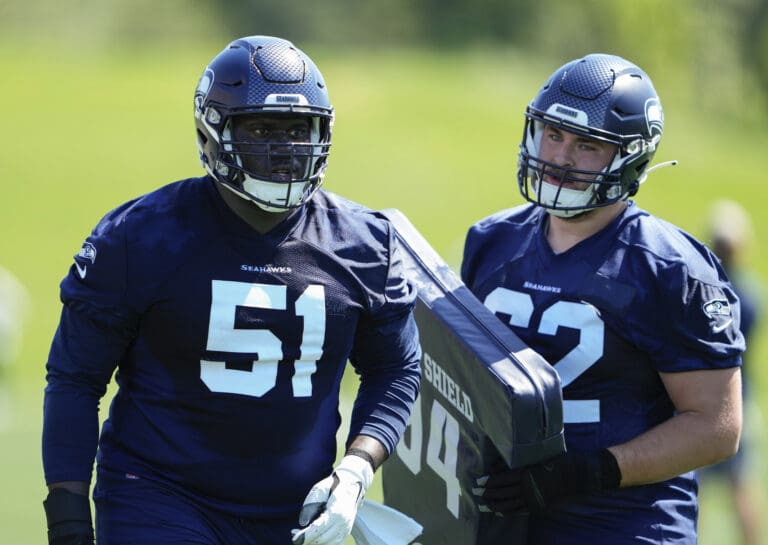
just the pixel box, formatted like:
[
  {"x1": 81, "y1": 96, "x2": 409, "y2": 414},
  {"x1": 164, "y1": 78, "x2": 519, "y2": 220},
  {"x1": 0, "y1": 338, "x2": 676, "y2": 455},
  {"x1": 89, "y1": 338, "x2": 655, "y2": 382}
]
[{"x1": 380, "y1": 209, "x2": 564, "y2": 545}]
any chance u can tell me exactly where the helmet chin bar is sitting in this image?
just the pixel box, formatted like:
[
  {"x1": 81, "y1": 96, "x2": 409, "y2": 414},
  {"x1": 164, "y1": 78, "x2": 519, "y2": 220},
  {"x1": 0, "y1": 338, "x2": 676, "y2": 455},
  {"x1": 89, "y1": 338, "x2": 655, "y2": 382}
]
[
  {"x1": 531, "y1": 174, "x2": 600, "y2": 218},
  {"x1": 212, "y1": 149, "x2": 320, "y2": 213},
  {"x1": 241, "y1": 173, "x2": 312, "y2": 212},
  {"x1": 218, "y1": 176, "x2": 318, "y2": 213},
  {"x1": 535, "y1": 181, "x2": 595, "y2": 218},
  {"x1": 522, "y1": 154, "x2": 627, "y2": 217}
]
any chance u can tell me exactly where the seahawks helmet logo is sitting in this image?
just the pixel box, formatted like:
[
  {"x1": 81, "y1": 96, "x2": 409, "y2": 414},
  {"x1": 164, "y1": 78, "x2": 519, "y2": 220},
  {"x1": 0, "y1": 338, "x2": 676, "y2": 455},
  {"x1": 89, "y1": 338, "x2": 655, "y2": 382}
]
[
  {"x1": 194, "y1": 68, "x2": 214, "y2": 110},
  {"x1": 645, "y1": 98, "x2": 663, "y2": 138}
]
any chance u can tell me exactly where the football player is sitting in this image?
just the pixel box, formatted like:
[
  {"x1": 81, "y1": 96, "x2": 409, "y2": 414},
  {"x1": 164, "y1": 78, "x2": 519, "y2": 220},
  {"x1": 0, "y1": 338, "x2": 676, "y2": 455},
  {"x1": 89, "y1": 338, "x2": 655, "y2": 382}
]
[
  {"x1": 42, "y1": 36, "x2": 421, "y2": 545},
  {"x1": 464, "y1": 54, "x2": 744, "y2": 544},
  {"x1": 698, "y1": 199, "x2": 763, "y2": 545},
  {"x1": 0, "y1": 265, "x2": 29, "y2": 430}
]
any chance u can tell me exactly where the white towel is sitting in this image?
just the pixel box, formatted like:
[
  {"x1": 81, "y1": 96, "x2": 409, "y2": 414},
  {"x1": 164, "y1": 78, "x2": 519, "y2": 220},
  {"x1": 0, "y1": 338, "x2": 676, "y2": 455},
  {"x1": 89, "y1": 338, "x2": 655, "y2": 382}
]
[{"x1": 351, "y1": 499, "x2": 423, "y2": 545}]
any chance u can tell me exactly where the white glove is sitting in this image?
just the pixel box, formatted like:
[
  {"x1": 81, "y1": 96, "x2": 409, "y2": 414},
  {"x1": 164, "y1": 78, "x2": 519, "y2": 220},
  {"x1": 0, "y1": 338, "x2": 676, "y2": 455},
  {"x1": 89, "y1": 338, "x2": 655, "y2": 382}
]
[{"x1": 292, "y1": 455, "x2": 374, "y2": 545}]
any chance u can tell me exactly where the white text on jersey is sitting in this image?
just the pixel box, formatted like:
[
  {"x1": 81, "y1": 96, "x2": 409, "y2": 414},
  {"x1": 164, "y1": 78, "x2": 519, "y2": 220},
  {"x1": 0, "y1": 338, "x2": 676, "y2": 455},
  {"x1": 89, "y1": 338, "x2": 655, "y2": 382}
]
[
  {"x1": 523, "y1": 280, "x2": 562, "y2": 293},
  {"x1": 240, "y1": 264, "x2": 293, "y2": 274}
]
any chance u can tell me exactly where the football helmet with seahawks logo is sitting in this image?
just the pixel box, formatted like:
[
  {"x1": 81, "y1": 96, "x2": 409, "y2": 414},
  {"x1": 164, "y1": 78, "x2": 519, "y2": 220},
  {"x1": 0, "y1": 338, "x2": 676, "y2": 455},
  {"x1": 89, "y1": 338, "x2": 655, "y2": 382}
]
[
  {"x1": 194, "y1": 36, "x2": 333, "y2": 212},
  {"x1": 518, "y1": 54, "x2": 664, "y2": 217}
]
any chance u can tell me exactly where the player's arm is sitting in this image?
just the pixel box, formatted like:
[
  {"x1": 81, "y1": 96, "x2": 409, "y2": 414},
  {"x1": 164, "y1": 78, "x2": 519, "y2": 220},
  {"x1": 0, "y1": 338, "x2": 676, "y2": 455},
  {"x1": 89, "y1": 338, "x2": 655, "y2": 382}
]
[
  {"x1": 610, "y1": 366, "x2": 742, "y2": 486},
  {"x1": 347, "y1": 226, "x2": 422, "y2": 457},
  {"x1": 43, "y1": 206, "x2": 140, "y2": 545},
  {"x1": 474, "y1": 367, "x2": 742, "y2": 514},
  {"x1": 610, "y1": 272, "x2": 744, "y2": 485},
  {"x1": 346, "y1": 434, "x2": 389, "y2": 470},
  {"x1": 610, "y1": 266, "x2": 745, "y2": 485},
  {"x1": 42, "y1": 307, "x2": 118, "y2": 545},
  {"x1": 43, "y1": 304, "x2": 124, "y2": 478},
  {"x1": 43, "y1": 301, "x2": 135, "y2": 545}
]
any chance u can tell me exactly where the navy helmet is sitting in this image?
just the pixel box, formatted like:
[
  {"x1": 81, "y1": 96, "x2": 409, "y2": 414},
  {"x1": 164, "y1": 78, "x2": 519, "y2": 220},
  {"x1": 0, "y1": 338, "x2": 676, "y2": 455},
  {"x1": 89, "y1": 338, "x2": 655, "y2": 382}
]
[
  {"x1": 194, "y1": 36, "x2": 333, "y2": 211},
  {"x1": 518, "y1": 54, "x2": 664, "y2": 217}
]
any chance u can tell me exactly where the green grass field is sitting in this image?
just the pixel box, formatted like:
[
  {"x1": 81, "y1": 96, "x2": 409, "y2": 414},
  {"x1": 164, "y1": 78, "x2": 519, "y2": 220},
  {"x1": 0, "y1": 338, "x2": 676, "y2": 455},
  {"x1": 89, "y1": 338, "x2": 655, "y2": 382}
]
[{"x1": 1, "y1": 42, "x2": 767, "y2": 544}]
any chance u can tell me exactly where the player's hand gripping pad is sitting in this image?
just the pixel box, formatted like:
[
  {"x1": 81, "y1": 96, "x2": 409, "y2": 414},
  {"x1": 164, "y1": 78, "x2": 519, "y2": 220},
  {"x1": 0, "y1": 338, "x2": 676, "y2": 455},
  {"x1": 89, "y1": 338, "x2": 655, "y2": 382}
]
[{"x1": 379, "y1": 210, "x2": 565, "y2": 545}]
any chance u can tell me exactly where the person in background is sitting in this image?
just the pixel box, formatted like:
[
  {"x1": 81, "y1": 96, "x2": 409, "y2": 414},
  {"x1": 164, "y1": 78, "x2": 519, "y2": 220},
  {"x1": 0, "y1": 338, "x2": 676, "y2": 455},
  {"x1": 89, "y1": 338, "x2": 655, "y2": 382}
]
[
  {"x1": 41, "y1": 35, "x2": 421, "y2": 545},
  {"x1": 699, "y1": 199, "x2": 764, "y2": 545},
  {"x1": 0, "y1": 265, "x2": 29, "y2": 430},
  {"x1": 465, "y1": 53, "x2": 744, "y2": 544}
]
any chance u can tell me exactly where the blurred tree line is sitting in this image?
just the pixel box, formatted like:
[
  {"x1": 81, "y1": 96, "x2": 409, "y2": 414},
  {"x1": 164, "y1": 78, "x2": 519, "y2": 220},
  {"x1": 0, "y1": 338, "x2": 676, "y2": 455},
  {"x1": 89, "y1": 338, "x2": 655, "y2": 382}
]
[
  {"x1": 2, "y1": 0, "x2": 767, "y2": 115},
  {"x1": 218, "y1": 0, "x2": 768, "y2": 113}
]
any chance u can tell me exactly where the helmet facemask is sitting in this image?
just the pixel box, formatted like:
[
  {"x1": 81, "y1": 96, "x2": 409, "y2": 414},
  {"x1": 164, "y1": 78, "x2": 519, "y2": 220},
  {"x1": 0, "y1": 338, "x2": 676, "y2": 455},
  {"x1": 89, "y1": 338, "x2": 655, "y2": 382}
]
[
  {"x1": 519, "y1": 117, "x2": 626, "y2": 218},
  {"x1": 215, "y1": 113, "x2": 331, "y2": 212}
]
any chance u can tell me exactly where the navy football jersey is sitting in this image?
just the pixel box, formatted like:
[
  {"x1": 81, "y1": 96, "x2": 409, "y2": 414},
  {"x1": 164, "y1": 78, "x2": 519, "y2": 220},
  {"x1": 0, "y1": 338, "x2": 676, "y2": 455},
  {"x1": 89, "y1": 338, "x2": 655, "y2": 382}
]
[
  {"x1": 43, "y1": 176, "x2": 421, "y2": 517},
  {"x1": 461, "y1": 201, "x2": 744, "y2": 544}
]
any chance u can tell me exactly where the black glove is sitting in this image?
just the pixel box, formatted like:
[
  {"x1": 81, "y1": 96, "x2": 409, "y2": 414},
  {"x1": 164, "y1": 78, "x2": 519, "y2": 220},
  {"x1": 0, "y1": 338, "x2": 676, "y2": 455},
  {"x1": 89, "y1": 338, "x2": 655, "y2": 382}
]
[
  {"x1": 473, "y1": 449, "x2": 621, "y2": 514},
  {"x1": 43, "y1": 488, "x2": 95, "y2": 545}
]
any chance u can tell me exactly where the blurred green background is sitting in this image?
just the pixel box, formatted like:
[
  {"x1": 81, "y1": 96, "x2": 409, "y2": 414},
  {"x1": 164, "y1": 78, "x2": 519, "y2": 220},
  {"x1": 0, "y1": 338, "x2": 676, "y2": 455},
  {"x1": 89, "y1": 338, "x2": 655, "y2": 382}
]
[{"x1": 2, "y1": 0, "x2": 768, "y2": 543}]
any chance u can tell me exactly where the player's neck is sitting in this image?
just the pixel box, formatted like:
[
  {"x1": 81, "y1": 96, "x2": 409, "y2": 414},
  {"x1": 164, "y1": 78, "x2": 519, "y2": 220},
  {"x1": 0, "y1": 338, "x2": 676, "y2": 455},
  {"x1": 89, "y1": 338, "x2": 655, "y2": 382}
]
[
  {"x1": 545, "y1": 201, "x2": 627, "y2": 254},
  {"x1": 216, "y1": 182, "x2": 292, "y2": 234}
]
